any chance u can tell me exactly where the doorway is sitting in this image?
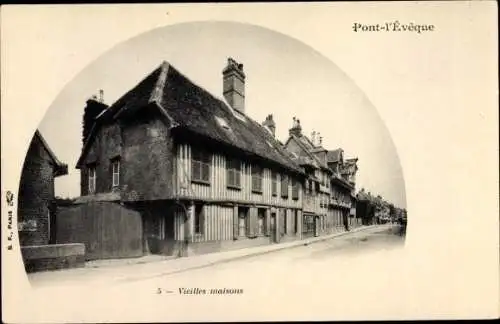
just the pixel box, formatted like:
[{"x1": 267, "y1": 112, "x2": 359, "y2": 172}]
[
  {"x1": 238, "y1": 206, "x2": 249, "y2": 237},
  {"x1": 314, "y1": 216, "x2": 320, "y2": 237},
  {"x1": 270, "y1": 212, "x2": 277, "y2": 243}
]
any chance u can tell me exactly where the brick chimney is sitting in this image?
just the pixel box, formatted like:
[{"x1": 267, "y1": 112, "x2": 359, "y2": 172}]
[
  {"x1": 262, "y1": 114, "x2": 276, "y2": 137},
  {"x1": 83, "y1": 92, "x2": 108, "y2": 144},
  {"x1": 289, "y1": 117, "x2": 302, "y2": 137},
  {"x1": 223, "y1": 57, "x2": 246, "y2": 114}
]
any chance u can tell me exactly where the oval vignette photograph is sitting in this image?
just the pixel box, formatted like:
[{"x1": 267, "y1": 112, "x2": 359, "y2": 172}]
[{"x1": 17, "y1": 21, "x2": 408, "y2": 291}]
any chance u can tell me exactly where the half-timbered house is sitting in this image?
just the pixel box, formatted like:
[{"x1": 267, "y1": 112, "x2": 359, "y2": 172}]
[
  {"x1": 327, "y1": 149, "x2": 359, "y2": 228},
  {"x1": 283, "y1": 120, "x2": 335, "y2": 237},
  {"x1": 75, "y1": 58, "x2": 306, "y2": 257}
]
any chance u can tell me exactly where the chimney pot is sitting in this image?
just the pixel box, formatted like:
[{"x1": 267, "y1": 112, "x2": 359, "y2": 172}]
[
  {"x1": 289, "y1": 117, "x2": 302, "y2": 137},
  {"x1": 223, "y1": 57, "x2": 246, "y2": 114},
  {"x1": 262, "y1": 113, "x2": 276, "y2": 137}
]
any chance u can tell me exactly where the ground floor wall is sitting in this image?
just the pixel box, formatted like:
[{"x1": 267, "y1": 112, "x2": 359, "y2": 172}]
[
  {"x1": 142, "y1": 200, "x2": 304, "y2": 257},
  {"x1": 56, "y1": 198, "x2": 368, "y2": 261}
]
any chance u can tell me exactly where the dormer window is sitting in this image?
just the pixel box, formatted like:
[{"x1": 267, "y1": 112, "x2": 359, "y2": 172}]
[{"x1": 215, "y1": 116, "x2": 230, "y2": 129}]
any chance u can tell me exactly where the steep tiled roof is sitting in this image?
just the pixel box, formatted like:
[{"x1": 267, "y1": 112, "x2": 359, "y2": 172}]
[
  {"x1": 77, "y1": 61, "x2": 303, "y2": 175},
  {"x1": 327, "y1": 148, "x2": 343, "y2": 163},
  {"x1": 332, "y1": 173, "x2": 354, "y2": 190},
  {"x1": 286, "y1": 134, "x2": 330, "y2": 171},
  {"x1": 35, "y1": 130, "x2": 68, "y2": 177}
]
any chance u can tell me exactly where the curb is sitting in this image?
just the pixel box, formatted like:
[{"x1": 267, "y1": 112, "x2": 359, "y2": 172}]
[{"x1": 116, "y1": 225, "x2": 388, "y2": 284}]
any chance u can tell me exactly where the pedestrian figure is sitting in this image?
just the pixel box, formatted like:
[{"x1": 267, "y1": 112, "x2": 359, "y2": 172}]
[{"x1": 343, "y1": 213, "x2": 350, "y2": 231}]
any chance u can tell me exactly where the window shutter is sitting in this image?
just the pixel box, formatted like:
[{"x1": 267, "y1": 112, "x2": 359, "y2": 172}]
[
  {"x1": 202, "y1": 163, "x2": 210, "y2": 182},
  {"x1": 227, "y1": 170, "x2": 234, "y2": 186},
  {"x1": 192, "y1": 162, "x2": 199, "y2": 181}
]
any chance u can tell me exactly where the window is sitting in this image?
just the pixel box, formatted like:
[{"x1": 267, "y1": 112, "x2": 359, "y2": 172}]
[
  {"x1": 194, "y1": 204, "x2": 204, "y2": 235},
  {"x1": 88, "y1": 165, "x2": 96, "y2": 194},
  {"x1": 111, "y1": 158, "x2": 120, "y2": 187},
  {"x1": 292, "y1": 178, "x2": 299, "y2": 200},
  {"x1": 281, "y1": 174, "x2": 289, "y2": 198},
  {"x1": 257, "y1": 209, "x2": 266, "y2": 235},
  {"x1": 226, "y1": 157, "x2": 241, "y2": 188},
  {"x1": 192, "y1": 148, "x2": 211, "y2": 183},
  {"x1": 251, "y1": 165, "x2": 263, "y2": 193},
  {"x1": 271, "y1": 172, "x2": 277, "y2": 196}
]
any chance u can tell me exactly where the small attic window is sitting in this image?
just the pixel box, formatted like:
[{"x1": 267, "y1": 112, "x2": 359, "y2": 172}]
[{"x1": 215, "y1": 116, "x2": 231, "y2": 131}]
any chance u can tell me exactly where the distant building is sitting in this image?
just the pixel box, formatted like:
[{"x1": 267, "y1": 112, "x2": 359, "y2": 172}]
[
  {"x1": 284, "y1": 122, "x2": 359, "y2": 235},
  {"x1": 327, "y1": 148, "x2": 360, "y2": 228},
  {"x1": 284, "y1": 121, "x2": 333, "y2": 237},
  {"x1": 18, "y1": 130, "x2": 68, "y2": 246}
]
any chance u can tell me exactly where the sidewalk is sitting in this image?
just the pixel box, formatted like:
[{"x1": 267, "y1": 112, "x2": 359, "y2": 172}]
[
  {"x1": 89, "y1": 224, "x2": 383, "y2": 271},
  {"x1": 29, "y1": 224, "x2": 392, "y2": 287}
]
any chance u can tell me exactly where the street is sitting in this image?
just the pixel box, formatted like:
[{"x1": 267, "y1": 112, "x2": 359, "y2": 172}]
[
  {"x1": 129, "y1": 225, "x2": 405, "y2": 294},
  {"x1": 28, "y1": 225, "x2": 405, "y2": 288},
  {"x1": 23, "y1": 225, "x2": 408, "y2": 322}
]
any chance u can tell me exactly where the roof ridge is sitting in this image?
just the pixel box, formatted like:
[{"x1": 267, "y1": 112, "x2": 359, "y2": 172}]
[
  {"x1": 167, "y1": 63, "x2": 239, "y2": 120},
  {"x1": 291, "y1": 134, "x2": 323, "y2": 167},
  {"x1": 35, "y1": 130, "x2": 64, "y2": 167},
  {"x1": 149, "y1": 61, "x2": 170, "y2": 104}
]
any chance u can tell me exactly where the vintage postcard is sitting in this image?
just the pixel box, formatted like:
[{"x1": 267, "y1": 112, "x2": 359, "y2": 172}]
[{"x1": 1, "y1": 2, "x2": 498, "y2": 322}]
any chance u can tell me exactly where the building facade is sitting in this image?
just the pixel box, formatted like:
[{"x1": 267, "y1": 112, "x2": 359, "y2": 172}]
[
  {"x1": 327, "y1": 148, "x2": 360, "y2": 228},
  {"x1": 75, "y1": 58, "x2": 306, "y2": 257},
  {"x1": 17, "y1": 130, "x2": 68, "y2": 246},
  {"x1": 283, "y1": 121, "x2": 356, "y2": 237}
]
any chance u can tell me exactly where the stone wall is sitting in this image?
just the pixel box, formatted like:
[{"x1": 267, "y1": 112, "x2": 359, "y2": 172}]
[
  {"x1": 18, "y1": 134, "x2": 56, "y2": 246},
  {"x1": 21, "y1": 243, "x2": 85, "y2": 272}
]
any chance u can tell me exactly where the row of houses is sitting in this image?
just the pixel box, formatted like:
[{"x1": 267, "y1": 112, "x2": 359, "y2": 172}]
[
  {"x1": 355, "y1": 188, "x2": 407, "y2": 225},
  {"x1": 17, "y1": 57, "x2": 363, "y2": 262}
]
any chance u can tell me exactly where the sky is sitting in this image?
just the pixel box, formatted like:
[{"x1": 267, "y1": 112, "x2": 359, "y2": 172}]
[{"x1": 38, "y1": 21, "x2": 406, "y2": 208}]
